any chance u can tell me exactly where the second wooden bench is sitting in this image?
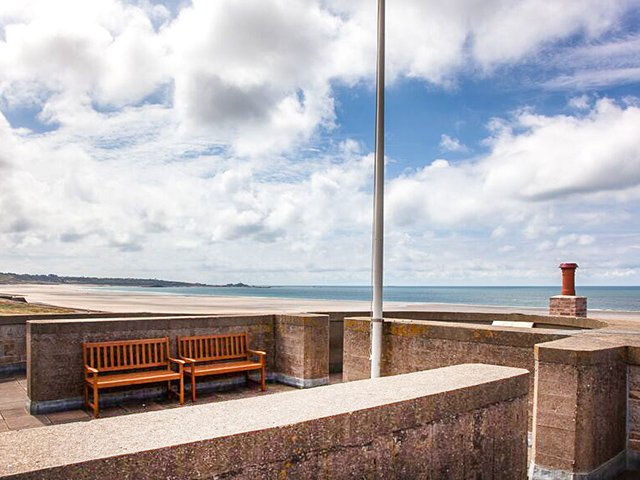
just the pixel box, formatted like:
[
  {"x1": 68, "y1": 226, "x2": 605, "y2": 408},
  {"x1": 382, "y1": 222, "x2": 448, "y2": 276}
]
[{"x1": 178, "y1": 333, "x2": 266, "y2": 401}]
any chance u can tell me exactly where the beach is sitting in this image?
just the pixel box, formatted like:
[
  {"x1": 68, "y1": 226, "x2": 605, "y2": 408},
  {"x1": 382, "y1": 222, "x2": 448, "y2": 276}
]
[{"x1": 2, "y1": 283, "x2": 640, "y2": 322}]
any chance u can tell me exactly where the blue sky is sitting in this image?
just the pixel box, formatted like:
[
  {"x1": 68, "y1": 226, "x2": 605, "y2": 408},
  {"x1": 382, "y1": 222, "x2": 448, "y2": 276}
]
[{"x1": 2, "y1": 0, "x2": 640, "y2": 286}]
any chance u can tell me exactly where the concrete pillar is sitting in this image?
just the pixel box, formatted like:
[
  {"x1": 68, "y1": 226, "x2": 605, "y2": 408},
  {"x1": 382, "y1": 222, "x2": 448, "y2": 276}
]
[
  {"x1": 274, "y1": 314, "x2": 329, "y2": 388},
  {"x1": 531, "y1": 338, "x2": 627, "y2": 479}
]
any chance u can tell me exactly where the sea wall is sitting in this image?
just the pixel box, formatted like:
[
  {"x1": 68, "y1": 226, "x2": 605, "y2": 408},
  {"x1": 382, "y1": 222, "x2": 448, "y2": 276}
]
[{"x1": 0, "y1": 364, "x2": 530, "y2": 480}]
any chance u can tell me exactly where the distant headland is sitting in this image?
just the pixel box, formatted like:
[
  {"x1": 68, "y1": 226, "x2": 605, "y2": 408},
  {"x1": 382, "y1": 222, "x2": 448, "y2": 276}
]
[{"x1": 0, "y1": 272, "x2": 266, "y2": 289}]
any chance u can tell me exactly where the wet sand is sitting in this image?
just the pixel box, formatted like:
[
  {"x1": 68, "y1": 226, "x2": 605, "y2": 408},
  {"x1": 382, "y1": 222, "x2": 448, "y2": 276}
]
[{"x1": 1, "y1": 284, "x2": 640, "y2": 321}]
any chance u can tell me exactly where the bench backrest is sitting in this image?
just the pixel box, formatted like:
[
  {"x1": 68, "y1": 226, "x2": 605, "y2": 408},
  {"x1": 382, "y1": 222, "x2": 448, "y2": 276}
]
[
  {"x1": 178, "y1": 333, "x2": 248, "y2": 362},
  {"x1": 83, "y1": 337, "x2": 170, "y2": 373}
]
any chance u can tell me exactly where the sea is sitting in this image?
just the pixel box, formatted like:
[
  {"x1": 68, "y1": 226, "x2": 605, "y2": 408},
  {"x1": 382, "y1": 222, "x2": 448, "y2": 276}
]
[{"x1": 90, "y1": 285, "x2": 640, "y2": 312}]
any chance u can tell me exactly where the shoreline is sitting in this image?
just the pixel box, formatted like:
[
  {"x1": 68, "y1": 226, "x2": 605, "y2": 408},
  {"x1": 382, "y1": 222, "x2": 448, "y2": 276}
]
[{"x1": 1, "y1": 283, "x2": 640, "y2": 320}]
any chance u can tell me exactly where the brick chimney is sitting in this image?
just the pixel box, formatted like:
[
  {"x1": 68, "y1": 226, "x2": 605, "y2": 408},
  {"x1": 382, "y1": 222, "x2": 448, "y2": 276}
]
[{"x1": 549, "y1": 263, "x2": 587, "y2": 317}]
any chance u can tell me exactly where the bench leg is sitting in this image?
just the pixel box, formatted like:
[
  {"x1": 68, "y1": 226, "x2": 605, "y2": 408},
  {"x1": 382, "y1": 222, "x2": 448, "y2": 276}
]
[
  {"x1": 92, "y1": 384, "x2": 99, "y2": 417},
  {"x1": 261, "y1": 364, "x2": 266, "y2": 392},
  {"x1": 179, "y1": 374, "x2": 184, "y2": 404},
  {"x1": 191, "y1": 374, "x2": 196, "y2": 402}
]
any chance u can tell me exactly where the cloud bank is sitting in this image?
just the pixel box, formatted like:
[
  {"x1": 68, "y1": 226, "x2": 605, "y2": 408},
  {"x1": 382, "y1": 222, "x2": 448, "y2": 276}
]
[{"x1": 1, "y1": 0, "x2": 639, "y2": 284}]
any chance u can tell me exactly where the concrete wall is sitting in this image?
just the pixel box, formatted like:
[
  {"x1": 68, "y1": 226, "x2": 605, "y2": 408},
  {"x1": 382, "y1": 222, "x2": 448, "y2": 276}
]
[
  {"x1": 531, "y1": 337, "x2": 629, "y2": 479},
  {"x1": 0, "y1": 312, "x2": 197, "y2": 374},
  {"x1": 0, "y1": 364, "x2": 529, "y2": 480},
  {"x1": 274, "y1": 314, "x2": 329, "y2": 387},
  {"x1": 3, "y1": 309, "x2": 602, "y2": 376},
  {"x1": 323, "y1": 310, "x2": 602, "y2": 375},
  {"x1": 0, "y1": 318, "x2": 26, "y2": 375},
  {"x1": 343, "y1": 316, "x2": 569, "y2": 426},
  {"x1": 628, "y1": 348, "x2": 640, "y2": 455},
  {"x1": 26, "y1": 313, "x2": 331, "y2": 413},
  {"x1": 27, "y1": 315, "x2": 274, "y2": 413}
]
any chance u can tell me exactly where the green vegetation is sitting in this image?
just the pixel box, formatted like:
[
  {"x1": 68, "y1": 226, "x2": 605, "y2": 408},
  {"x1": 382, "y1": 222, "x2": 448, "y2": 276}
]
[
  {"x1": 0, "y1": 272, "x2": 216, "y2": 288},
  {"x1": 0, "y1": 298, "x2": 76, "y2": 315}
]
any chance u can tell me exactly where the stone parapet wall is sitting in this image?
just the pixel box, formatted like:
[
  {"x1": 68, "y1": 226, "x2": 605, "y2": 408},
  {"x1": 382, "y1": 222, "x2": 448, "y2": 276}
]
[
  {"x1": 343, "y1": 316, "x2": 569, "y2": 426},
  {"x1": 627, "y1": 347, "x2": 640, "y2": 454},
  {"x1": 531, "y1": 336, "x2": 628, "y2": 479},
  {"x1": 0, "y1": 364, "x2": 529, "y2": 480},
  {"x1": 0, "y1": 313, "x2": 200, "y2": 373},
  {"x1": 0, "y1": 322, "x2": 26, "y2": 374},
  {"x1": 26, "y1": 313, "x2": 332, "y2": 413},
  {"x1": 27, "y1": 315, "x2": 274, "y2": 413}
]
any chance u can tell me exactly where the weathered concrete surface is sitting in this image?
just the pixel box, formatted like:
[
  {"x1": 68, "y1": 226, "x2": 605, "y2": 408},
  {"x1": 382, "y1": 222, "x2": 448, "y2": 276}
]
[
  {"x1": 318, "y1": 309, "x2": 601, "y2": 376},
  {"x1": 0, "y1": 323, "x2": 26, "y2": 375},
  {"x1": 531, "y1": 336, "x2": 628, "y2": 479},
  {"x1": 0, "y1": 364, "x2": 529, "y2": 480},
  {"x1": 0, "y1": 313, "x2": 200, "y2": 374},
  {"x1": 27, "y1": 315, "x2": 274, "y2": 412},
  {"x1": 343, "y1": 316, "x2": 570, "y2": 428},
  {"x1": 274, "y1": 314, "x2": 329, "y2": 387}
]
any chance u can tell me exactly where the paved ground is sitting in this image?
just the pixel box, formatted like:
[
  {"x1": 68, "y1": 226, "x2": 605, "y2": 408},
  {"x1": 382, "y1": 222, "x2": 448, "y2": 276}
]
[{"x1": 0, "y1": 372, "x2": 342, "y2": 432}]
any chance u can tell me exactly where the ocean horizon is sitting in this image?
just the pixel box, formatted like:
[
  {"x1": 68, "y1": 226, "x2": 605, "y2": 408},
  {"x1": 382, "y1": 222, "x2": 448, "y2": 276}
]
[{"x1": 88, "y1": 285, "x2": 640, "y2": 312}]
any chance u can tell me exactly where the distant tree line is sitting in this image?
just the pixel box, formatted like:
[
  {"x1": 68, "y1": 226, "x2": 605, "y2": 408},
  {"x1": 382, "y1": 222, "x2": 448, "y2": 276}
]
[{"x1": 0, "y1": 272, "x2": 259, "y2": 288}]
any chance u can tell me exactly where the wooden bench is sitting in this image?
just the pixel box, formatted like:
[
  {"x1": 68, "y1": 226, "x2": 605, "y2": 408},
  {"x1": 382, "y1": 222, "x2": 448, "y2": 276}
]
[
  {"x1": 83, "y1": 337, "x2": 186, "y2": 417},
  {"x1": 178, "y1": 333, "x2": 266, "y2": 402}
]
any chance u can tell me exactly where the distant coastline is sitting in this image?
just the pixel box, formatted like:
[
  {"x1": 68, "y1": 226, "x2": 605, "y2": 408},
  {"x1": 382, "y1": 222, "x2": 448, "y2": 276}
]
[
  {"x1": 89, "y1": 284, "x2": 640, "y2": 312},
  {"x1": 0, "y1": 272, "x2": 266, "y2": 289}
]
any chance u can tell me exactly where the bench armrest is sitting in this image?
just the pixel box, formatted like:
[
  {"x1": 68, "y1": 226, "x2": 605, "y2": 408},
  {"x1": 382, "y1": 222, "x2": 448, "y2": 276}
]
[
  {"x1": 247, "y1": 349, "x2": 266, "y2": 365},
  {"x1": 168, "y1": 358, "x2": 187, "y2": 365},
  {"x1": 85, "y1": 366, "x2": 99, "y2": 374},
  {"x1": 180, "y1": 357, "x2": 196, "y2": 364}
]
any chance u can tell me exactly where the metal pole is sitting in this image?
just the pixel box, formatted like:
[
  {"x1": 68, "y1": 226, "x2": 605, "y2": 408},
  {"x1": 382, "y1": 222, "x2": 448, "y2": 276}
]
[{"x1": 371, "y1": 0, "x2": 385, "y2": 379}]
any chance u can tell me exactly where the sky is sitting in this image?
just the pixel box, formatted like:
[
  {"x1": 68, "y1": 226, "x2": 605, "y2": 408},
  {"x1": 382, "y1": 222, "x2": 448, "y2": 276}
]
[{"x1": 1, "y1": 0, "x2": 640, "y2": 287}]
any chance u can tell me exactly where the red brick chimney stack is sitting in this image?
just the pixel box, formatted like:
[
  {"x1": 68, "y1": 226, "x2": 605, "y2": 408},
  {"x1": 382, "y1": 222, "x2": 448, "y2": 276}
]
[{"x1": 559, "y1": 263, "x2": 578, "y2": 296}]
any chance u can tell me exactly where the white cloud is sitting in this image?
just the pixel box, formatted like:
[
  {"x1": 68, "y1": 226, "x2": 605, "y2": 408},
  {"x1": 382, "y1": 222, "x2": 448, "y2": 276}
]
[
  {"x1": 546, "y1": 33, "x2": 640, "y2": 89},
  {"x1": 440, "y1": 134, "x2": 469, "y2": 153},
  {"x1": 1, "y1": 1, "x2": 640, "y2": 284},
  {"x1": 385, "y1": 99, "x2": 640, "y2": 282},
  {"x1": 557, "y1": 234, "x2": 596, "y2": 248},
  {"x1": 568, "y1": 95, "x2": 591, "y2": 110}
]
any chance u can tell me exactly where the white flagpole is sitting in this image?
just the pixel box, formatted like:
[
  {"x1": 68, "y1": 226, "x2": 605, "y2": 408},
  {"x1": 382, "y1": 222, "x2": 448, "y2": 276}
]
[{"x1": 371, "y1": 0, "x2": 385, "y2": 378}]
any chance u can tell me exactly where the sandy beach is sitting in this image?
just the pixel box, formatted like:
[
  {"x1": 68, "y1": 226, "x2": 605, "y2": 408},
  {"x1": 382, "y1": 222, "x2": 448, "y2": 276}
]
[{"x1": 2, "y1": 283, "x2": 640, "y2": 321}]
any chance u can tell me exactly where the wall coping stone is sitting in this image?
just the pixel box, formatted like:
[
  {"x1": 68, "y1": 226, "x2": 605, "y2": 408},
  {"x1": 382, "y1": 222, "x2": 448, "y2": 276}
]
[
  {"x1": 0, "y1": 312, "x2": 200, "y2": 326},
  {"x1": 26, "y1": 314, "x2": 274, "y2": 334},
  {"x1": 535, "y1": 336, "x2": 628, "y2": 365},
  {"x1": 274, "y1": 313, "x2": 329, "y2": 327},
  {"x1": 345, "y1": 316, "x2": 572, "y2": 348},
  {"x1": 0, "y1": 363, "x2": 528, "y2": 478}
]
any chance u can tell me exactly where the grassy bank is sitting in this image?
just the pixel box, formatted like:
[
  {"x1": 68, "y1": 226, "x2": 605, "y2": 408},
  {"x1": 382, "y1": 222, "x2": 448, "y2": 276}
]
[{"x1": 0, "y1": 298, "x2": 77, "y2": 315}]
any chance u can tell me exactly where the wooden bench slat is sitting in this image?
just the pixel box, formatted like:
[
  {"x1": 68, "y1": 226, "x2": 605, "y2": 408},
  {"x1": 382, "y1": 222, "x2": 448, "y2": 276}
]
[
  {"x1": 94, "y1": 369, "x2": 180, "y2": 387},
  {"x1": 191, "y1": 360, "x2": 262, "y2": 375}
]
